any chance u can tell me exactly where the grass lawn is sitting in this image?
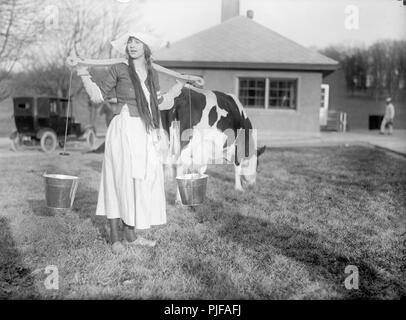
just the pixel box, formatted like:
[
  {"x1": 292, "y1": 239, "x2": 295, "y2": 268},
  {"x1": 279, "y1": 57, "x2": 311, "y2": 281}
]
[{"x1": 0, "y1": 145, "x2": 405, "y2": 299}]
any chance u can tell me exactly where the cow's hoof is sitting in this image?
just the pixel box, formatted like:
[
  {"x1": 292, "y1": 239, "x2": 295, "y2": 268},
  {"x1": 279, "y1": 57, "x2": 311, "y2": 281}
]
[{"x1": 235, "y1": 187, "x2": 244, "y2": 192}]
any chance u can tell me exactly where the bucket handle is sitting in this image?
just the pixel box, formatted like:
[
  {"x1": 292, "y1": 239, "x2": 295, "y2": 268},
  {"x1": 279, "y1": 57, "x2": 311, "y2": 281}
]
[{"x1": 70, "y1": 180, "x2": 79, "y2": 208}]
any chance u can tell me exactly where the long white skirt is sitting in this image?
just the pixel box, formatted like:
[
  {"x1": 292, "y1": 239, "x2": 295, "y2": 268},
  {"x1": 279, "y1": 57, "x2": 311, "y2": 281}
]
[{"x1": 95, "y1": 105, "x2": 166, "y2": 229}]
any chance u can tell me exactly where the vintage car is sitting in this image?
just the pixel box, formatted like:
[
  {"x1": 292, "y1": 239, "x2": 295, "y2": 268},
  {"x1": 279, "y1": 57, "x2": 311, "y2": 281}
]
[{"x1": 10, "y1": 96, "x2": 96, "y2": 153}]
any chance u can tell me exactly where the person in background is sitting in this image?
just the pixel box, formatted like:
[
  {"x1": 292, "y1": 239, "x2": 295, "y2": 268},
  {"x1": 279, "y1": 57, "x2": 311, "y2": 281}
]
[{"x1": 380, "y1": 97, "x2": 395, "y2": 135}]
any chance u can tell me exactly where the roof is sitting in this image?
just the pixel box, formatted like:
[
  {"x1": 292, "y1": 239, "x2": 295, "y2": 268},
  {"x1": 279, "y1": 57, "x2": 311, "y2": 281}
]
[{"x1": 154, "y1": 16, "x2": 338, "y2": 73}]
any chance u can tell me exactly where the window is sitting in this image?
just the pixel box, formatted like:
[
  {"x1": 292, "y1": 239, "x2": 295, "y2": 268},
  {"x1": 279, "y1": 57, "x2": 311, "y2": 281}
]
[
  {"x1": 60, "y1": 100, "x2": 69, "y2": 116},
  {"x1": 50, "y1": 101, "x2": 58, "y2": 114},
  {"x1": 320, "y1": 84, "x2": 329, "y2": 109},
  {"x1": 18, "y1": 103, "x2": 29, "y2": 110},
  {"x1": 238, "y1": 77, "x2": 298, "y2": 109},
  {"x1": 268, "y1": 79, "x2": 297, "y2": 109},
  {"x1": 321, "y1": 89, "x2": 326, "y2": 108},
  {"x1": 238, "y1": 78, "x2": 265, "y2": 108}
]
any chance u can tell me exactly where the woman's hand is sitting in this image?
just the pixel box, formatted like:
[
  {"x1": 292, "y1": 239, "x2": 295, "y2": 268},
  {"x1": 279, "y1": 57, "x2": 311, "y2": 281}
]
[
  {"x1": 175, "y1": 79, "x2": 186, "y2": 87},
  {"x1": 185, "y1": 76, "x2": 204, "y2": 88}
]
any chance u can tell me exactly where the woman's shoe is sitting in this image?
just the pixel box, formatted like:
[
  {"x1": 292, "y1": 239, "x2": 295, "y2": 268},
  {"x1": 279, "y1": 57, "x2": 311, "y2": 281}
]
[
  {"x1": 111, "y1": 241, "x2": 125, "y2": 254},
  {"x1": 122, "y1": 237, "x2": 156, "y2": 247}
]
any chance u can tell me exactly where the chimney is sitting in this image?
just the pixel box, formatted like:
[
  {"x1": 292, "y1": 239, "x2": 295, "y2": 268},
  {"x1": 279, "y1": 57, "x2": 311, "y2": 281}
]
[
  {"x1": 246, "y1": 9, "x2": 254, "y2": 19},
  {"x1": 221, "y1": 0, "x2": 240, "y2": 22}
]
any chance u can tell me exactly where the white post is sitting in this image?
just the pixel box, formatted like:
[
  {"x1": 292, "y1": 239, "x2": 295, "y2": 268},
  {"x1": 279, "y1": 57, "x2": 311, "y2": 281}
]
[
  {"x1": 343, "y1": 112, "x2": 347, "y2": 133},
  {"x1": 265, "y1": 78, "x2": 270, "y2": 109}
]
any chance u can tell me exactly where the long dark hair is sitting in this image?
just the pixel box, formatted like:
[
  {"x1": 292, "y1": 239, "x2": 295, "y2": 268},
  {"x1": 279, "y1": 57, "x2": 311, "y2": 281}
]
[{"x1": 126, "y1": 38, "x2": 160, "y2": 132}]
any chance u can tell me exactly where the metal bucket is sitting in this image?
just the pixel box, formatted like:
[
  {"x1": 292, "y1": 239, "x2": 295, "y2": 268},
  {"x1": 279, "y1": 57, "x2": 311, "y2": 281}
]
[
  {"x1": 176, "y1": 173, "x2": 208, "y2": 206},
  {"x1": 43, "y1": 173, "x2": 79, "y2": 209}
]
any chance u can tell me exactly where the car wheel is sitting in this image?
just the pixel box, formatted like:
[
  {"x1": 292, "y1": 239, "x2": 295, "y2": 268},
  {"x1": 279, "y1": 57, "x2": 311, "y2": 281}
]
[
  {"x1": 86, "y1": 129, "x2": 96, "y2": 150},
  {"x1": 10, "y1": 131, "x2": 22, "y2": 152},
  {"x1": 40, "y1": 131, "x2": 57, "y2": 153}
]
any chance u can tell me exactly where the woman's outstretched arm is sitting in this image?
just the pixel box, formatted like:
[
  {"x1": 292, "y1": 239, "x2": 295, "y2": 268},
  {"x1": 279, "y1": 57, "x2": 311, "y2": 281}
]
[
  {"x1": 152, "y1": 63, "x2": 204, "y2": 87},
  {"x1": 77, "y1": 65, "x2": 118, "y2": 104}
]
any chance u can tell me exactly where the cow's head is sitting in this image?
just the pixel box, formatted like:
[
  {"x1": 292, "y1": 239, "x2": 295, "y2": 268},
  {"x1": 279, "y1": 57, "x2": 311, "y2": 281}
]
[
  {"x1": 235, "y1": 127, "x2": 266, "y2": 189},
  {"x1": 239, "y1": 145, "x2": 266, "y2": 188}
]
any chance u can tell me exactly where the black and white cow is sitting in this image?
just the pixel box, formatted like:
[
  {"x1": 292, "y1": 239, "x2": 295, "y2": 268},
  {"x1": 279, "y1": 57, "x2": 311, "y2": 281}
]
[{"x1": 159, "y1": 84, "x2": 266, "y2": 192}]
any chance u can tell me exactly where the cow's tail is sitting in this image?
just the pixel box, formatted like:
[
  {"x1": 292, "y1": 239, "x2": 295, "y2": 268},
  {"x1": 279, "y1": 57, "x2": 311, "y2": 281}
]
[
  {"x1": 166, "y1": 106, "x2": 181, "y2": 165},
  {"x1": 170, "y1": 120, "x2": 181, "y2": 158}
]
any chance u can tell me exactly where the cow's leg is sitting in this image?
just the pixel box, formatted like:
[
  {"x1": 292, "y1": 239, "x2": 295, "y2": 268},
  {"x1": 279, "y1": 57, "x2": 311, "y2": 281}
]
[
  {"x1": 164, "y1": 157, "x2": 177, "y2": 181},
  {"x1": 234, "y1": 164, "x2": 244, "y2": 192},
  {"x1": 198, "y1": 164, "x2": 207, "y2": 175},
  {"x1": 175, "y1": 164, "x2": 184, "y2": 204}
]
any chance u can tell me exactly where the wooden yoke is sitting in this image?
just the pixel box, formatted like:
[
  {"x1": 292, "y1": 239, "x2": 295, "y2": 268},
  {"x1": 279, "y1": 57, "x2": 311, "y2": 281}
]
[{"x1": 66, "y1": 52, "x2": 204, "y2": 87}]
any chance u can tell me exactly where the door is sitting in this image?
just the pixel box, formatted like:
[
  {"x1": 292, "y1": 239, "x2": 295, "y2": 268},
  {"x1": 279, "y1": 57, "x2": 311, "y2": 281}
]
[
  {"x1": 13, "y1": 97, "x2": 35, "y2": 134},
  {"x1": 320, "y1": 84, "x2": 329, "y2": 126},
  {"x1": 58, "y1": 99, "x2": 71, "y2": 135},
  {"x1": 49, "y1": 98, "x2": 59, "y2": 131}
]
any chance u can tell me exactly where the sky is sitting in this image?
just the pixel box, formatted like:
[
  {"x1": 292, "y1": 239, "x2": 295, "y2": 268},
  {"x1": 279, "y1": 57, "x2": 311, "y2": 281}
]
[{"x1": 132, "y1": 0, "x2": 406, "y2": 49}]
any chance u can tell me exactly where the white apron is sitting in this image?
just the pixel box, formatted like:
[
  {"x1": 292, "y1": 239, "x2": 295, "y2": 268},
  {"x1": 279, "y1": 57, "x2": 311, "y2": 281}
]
[{"x1": 95, "y1": 104, "x2": 167, "y2": 229}]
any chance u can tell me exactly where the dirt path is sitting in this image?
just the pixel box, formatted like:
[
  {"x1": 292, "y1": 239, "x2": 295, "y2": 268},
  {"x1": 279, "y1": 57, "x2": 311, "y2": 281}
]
[{"x1": 0, "y1": 137, "x2": 105, "y2": 158}]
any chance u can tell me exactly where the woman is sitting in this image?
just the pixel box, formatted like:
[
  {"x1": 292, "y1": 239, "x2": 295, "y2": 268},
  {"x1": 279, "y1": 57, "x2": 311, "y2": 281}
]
[{"x1": 76, "y1": 32, "x2": 184, "y2": 253}]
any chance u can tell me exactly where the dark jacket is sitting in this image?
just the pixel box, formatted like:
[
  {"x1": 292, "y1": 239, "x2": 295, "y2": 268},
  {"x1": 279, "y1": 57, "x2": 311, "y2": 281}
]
[{"x1": 96, "y1": 62, "x2": 160, "y2": 117}]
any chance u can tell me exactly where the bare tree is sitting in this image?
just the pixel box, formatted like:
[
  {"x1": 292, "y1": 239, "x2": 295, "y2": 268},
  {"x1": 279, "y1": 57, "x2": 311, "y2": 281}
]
[
  {"x1": 384, "y1": 40, "x2": 406, "y2": 100},
  {"x1": 19, "y1": 0, "x2": 143, "y2": 97},
  {"x1": 13, "y1": 0, "x2": 145, "y2": 127},
  {"x1": 319, "y1": 45, "x2": 347, "y2": 62},
  {"x1": 0, "y1": 0, "x2": 42, "y2": 100},
  {"x1": 321, "y1": 40, "x2": 406, "y2": 100}
]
